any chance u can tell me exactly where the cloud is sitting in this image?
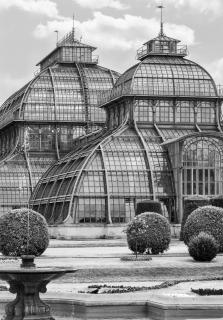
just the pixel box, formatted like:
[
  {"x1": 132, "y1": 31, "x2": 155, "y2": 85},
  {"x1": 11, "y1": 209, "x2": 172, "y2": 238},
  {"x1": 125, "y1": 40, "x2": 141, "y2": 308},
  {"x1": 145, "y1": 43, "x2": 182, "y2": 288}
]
[
  {"x1": 0, "y1": 0, "x2": 59, "y2": 18},
  {"x1": 72, "y1": 0, "x2": 128, "y2": 10},
  {"x1": 33, "y1": 12, "x2": 195, "y2": 51},
  {"x1": 0, "y1": 74, "x2": 31, "y2": 106},
  {"x1": 160, "y1": 0, "x2": 223, "y2": 16},
  {"x1": 208, "y1": 58, "x2": 223, "y2": 85}
]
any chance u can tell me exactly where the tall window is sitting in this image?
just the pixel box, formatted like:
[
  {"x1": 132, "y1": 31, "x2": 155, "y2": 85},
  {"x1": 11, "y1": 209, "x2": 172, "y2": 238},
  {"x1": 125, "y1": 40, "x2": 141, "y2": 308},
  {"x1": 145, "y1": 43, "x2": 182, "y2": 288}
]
[
  {"x1": 156, "y1": 100, "x2": 174, "y2": 123},
  {"x1": 175, "y1": 101, "x2": 195, "y2": 123},
  {"x1": 183, "y1": 137, "x2": 223, "y2": 196},
  {"x1": 134, "y1": 100, "x2": 153, "y2": 122},
  {"x1": 197, "y1": 102, "x2": 216, "y2": 123}
]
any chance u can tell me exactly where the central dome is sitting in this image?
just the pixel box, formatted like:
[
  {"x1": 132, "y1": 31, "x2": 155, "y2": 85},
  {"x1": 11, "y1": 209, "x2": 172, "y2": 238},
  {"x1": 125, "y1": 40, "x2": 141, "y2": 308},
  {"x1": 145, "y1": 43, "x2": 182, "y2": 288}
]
[
  {"x1": 99, "y1": 30, "x2": 218, "y2": 107},
  {"x1": 113, "y1": 56, "x2": 217, "y2": 98}
]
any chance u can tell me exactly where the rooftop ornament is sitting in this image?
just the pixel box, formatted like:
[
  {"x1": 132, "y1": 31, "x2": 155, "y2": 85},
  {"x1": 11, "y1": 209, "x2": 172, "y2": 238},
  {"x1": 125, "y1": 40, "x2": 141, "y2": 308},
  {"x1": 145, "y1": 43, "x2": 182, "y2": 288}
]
[
  {"x1": 137, "y1": 4, "x2": 188, "y2": 60},
  {"x1": 0, "y1": 208, "x2": 77, "y2": 320}
]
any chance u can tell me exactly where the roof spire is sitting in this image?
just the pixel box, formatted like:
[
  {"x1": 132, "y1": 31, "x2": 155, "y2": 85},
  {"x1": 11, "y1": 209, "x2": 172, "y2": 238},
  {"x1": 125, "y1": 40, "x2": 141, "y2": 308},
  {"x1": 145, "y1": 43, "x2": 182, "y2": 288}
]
[
  {"x1": 54, "y1": 30, "x2": 59, "y2": 46},
  {"x1": 72, "y1": 13, "x2": 75, "y2": 39},
  {"x1": 157, "y1": 3, "x2": 165, "y2": 36}
]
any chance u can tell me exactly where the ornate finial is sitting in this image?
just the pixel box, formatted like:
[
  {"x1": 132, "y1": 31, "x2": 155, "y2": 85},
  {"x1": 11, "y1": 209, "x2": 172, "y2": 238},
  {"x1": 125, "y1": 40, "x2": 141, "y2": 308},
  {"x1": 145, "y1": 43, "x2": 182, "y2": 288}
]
[
  {"x1": 54, "y1": 30, "x2": 59, "y2": 46},
  {"x1": 157, "y1": 3, "x2": 165, "y2": 36}
]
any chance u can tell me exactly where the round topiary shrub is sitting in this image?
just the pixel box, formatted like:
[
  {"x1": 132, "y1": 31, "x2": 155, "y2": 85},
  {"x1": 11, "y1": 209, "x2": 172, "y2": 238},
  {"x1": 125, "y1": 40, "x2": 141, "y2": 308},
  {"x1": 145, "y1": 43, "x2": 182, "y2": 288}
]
[
  {"x1": 180, "y1": 196, "x2": 209, "y2": 241},
  {"x1": 126, "y1": 218, "x2": 147, "y2": 254},
  {"x1": 210, "y1": 195, "x2": 223, "y2": 209},
  {"x1": 188, "y1": 232, "x2": 219, "y2": 262},
  {"x1": 126, "y1": 212, "x2": 171, "y2": 255},
  {"x1": 135, "y1": 200, "x2": 162, "y2": 216},
  {"x1": 183, "y1": 205, "x2": 223, "y2": 252},
  {"x1": 0, "y1": 208, "x2": 50, "y2": 256}
]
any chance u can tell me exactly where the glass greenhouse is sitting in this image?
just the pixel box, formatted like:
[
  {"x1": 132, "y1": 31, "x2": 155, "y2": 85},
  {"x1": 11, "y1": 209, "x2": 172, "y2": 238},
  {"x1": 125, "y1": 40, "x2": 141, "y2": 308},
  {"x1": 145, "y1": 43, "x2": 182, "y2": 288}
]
[
  {"x1": 0, "y1": 29, "x2": 119, "y2": 214},
  {"x1": 30, "y1": 26, "x2": 223, "y2": 228}
]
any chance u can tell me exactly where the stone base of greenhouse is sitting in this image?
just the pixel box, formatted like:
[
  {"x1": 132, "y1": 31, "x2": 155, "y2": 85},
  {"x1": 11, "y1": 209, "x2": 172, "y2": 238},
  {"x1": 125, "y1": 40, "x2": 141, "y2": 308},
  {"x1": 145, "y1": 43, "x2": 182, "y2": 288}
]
[{"x1": 48, "y1": 223, "x2": 181, "y2": 240}]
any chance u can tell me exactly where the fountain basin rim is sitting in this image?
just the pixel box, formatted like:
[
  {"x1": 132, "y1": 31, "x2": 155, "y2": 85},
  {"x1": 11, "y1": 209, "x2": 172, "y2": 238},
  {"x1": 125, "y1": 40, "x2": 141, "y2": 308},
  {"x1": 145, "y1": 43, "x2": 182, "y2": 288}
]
[{"x1": 0, "y1": 268, "x2": 77, "y2": 274}]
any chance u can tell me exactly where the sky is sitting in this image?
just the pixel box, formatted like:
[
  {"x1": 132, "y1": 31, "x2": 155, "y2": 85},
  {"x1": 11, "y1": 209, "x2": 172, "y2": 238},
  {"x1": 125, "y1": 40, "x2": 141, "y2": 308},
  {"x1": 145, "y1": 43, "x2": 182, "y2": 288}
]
[{"x1": 0, "y1": 0, "x2": 223, "y2": 105}]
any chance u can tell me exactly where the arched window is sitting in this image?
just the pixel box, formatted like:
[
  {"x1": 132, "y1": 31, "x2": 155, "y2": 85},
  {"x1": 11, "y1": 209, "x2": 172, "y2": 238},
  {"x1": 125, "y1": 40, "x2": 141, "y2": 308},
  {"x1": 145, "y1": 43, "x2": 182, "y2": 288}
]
[{"x1": 183, "y1": 137, "x2": 223, "y2": 196}]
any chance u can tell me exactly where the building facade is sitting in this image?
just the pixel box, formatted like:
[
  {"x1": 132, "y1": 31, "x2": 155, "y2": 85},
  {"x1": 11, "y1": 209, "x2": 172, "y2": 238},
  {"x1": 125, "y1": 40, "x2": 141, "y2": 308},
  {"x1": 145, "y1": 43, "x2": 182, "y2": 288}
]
[
  {"x1": 30, "y1": 26, "x2": 223, "y2": 233},
  {"x1": 0, "y1": 30, "x2": 119, "y2": 214}
]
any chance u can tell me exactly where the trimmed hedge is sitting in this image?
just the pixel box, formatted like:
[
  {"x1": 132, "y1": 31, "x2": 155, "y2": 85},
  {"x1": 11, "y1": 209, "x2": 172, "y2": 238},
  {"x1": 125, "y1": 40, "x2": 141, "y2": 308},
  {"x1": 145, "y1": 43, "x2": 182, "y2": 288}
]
[
  {"x1": 183, "y1": 205, "x2": 223, "y2": 252},
  {"x1": 188, "y1": 232, "x2": 219, "y2": 262},
  {"x1": 126, "y1": 212, "x2": 171, "y2": 255},
  {"x1": 210, "y1": 195, "x2": 223, "y2": 209},
  {"x1": 180, "y1": 196, "x2": 209, "y2": 240},
  {"x1": 126, "y1": 218, "x2": 147, "y2": 254},
  {"x1": 191, "y1": 288, "x2": 223, "y2": 296},
  {"x1": 0, "y1": 208, "x2": 49, "y2": 256},
  {"x1": 135, "y1": 200, "x2": 162, "y2": 216}
]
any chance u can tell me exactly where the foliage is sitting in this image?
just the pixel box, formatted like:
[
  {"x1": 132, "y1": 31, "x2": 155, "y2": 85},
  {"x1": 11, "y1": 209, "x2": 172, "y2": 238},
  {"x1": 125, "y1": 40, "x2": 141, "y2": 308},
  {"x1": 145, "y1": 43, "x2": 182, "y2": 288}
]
[
  {"x1": 135, "y1": 200, "x2": 162, "y2": 216},
  {"x1": 180, "y1": 196, "x2": 209, "y2": 240},
  {"x1": 80, "y1": 280, "x2": 181, "y2": 294},
  {"x1": 0, "y1": 208, "x2": 49, "y2": 257},
  {"x1": 210, "y1": 195, "x2": 223, "y2": 209},
  {"x1": 191, "y1": 288, "x2": 223, "y2": 295},
  {"x1": 188, "y1": 232, "x2": 219, "y2": 262},
  {"x1": 183, "y1": 205, "x2": 223, "y2": 252},
  {"x1": 121, "y1": 255, "x2": 152, "y2": 261},
  {"x1": 126, "y1": 212, "x2": 171, "y2": 255},
  {"x1": 125, "y1": 218, "x2": 147, "y2": 255}
]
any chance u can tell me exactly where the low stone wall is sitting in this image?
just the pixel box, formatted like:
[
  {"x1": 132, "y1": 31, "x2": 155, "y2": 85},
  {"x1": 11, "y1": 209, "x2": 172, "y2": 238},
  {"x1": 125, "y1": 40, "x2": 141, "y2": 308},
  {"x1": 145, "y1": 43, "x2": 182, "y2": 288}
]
[
  {"x1": 1, "y1": 293, "x2": 223, "y2": 320},
  {"x1": 49, "y1": 224, "x2": 181, "y2": 240}
]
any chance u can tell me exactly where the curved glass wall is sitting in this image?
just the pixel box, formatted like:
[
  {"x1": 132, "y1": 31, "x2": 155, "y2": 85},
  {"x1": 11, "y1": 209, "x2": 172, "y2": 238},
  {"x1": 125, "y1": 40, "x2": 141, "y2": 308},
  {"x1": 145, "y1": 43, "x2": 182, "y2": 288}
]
[{"x1": 31, "y1": 122, "x2": 175, "y2": 224}]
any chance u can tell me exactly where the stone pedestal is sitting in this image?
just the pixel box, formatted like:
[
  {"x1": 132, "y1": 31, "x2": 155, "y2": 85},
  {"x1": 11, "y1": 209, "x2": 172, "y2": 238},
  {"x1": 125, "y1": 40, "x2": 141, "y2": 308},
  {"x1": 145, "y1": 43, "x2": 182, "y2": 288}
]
[{"x1": 0, "y1": 263, "x2": 76, "y2": 320}]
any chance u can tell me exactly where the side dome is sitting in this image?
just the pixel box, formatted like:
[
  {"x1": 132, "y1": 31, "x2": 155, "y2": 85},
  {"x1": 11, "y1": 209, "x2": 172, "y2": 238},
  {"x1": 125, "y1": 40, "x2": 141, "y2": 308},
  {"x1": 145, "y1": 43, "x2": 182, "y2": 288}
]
[
  {"x1": 0, "y1": 29, "x2": 120, "y2": 216},
  {"x1": 0, "y1": 59, "x2": 119, "y2": 137}
]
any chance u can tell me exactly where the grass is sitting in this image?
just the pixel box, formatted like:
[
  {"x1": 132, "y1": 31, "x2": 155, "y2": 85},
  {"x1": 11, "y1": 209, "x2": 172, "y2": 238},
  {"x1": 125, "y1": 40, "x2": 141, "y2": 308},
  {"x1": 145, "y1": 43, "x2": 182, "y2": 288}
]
[{"x1": 59, "y1": 266, "x2": 223, "y2": 283}]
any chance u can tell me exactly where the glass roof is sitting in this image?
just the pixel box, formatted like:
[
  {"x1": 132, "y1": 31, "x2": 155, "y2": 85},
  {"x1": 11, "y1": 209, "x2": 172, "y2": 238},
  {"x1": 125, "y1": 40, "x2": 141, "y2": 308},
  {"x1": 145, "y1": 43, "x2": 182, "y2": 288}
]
[
  {"x1": 98, "y1": 56, "x2": 218, "y2": 105},
  {"x1": 0, "y1": 64, "x2": 119, "y2": 131}
]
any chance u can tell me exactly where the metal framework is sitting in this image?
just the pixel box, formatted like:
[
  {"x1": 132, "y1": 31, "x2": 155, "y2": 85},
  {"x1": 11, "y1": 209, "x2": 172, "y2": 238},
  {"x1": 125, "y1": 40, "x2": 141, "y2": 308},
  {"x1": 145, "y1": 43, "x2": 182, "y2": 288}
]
[
  {"x1": 30, "y1": 26, "x2": 223, "y2": 224},
  {"x1": 183, "y1": 137, "x2": 223, "y2": 196},
  {"x1": 0, "y1": 30, "x2": 119, "y2": 215}
]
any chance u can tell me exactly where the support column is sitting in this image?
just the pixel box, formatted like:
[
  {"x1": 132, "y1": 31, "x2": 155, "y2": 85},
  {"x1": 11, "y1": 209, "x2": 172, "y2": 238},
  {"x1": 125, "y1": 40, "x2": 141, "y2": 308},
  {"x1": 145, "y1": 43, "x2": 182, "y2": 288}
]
[{"x1": 178, "y1": 142, "x2": 184, "y2": 223}]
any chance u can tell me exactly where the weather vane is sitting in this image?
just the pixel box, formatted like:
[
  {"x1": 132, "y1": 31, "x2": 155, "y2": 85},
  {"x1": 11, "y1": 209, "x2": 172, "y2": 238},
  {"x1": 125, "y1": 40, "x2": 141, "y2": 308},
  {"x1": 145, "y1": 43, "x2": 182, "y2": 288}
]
[{"x1": 157, "y1": 3, "x2": 165, "y2": 35}]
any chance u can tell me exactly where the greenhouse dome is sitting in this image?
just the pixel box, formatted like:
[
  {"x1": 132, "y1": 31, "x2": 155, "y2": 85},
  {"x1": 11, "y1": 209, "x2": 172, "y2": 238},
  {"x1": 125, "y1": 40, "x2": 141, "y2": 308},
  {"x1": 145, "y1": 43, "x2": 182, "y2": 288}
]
[
  {"x1": 30, "y1": 23, "x2": 223, "y2": 238},
  {"x1": 0, "y1": 29, "x2": 119, "y2": 215}
]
